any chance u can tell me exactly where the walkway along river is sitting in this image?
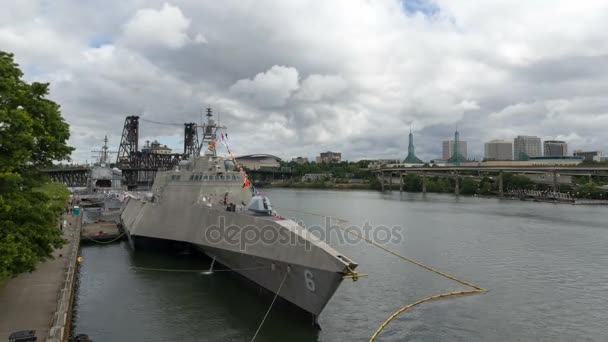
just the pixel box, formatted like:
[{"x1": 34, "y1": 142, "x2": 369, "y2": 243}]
[{"x1": 72, "y1": 189, "x2": 608, "y2": 341}]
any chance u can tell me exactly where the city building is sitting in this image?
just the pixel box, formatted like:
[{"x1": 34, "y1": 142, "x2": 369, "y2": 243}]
[
  {"x1": 291, "y1": 157, "x2": 309, "y2": 164},
  {"x1": 573, "y1": 150, "x2": 604, "y2": 162},
  {"x1": 402, "y1": 127, "x2": 424, "y2": 165},
  {"x1": 442, "y1": 139, "x2": 468, "y2": 160},
  {"x1": 235, "y1": 154, "x2": 281, "y2": 170},
  {"x1": 142, "y1": 140, "x2": 172, "y2": 154},
  {"x1": 484, "y1": 140, "x2": 513, "y2": 161},
  {"x1": 513, "y1": 135, "x2": 542, "y2": 160},
  {"x1": 543, "y1": 140, "x2": 568, "y2": 157},
  {"x1": 446, "y1": 129, "x2": 467, "y2": 165},
  {"x1": 316, "y1": 151, "x2": 341, "y2": 163}
]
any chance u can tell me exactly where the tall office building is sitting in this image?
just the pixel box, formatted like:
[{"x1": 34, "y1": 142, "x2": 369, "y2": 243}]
[
  {"x1": 442, "y1": 140, "x2": 468, "y2": 160},
  {"x1": 513, "y1": 135, "x2": 541, "y2": 160},
  {"x1": 484, "y1": 140, "x2": 513, "y2": 160},
  {"x1": 543, "y1": 140, "x2": 568, "y2": 157}
]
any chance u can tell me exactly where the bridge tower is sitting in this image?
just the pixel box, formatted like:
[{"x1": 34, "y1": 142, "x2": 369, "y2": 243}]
[
  {"x1": 116, "y1": 116, "x2": 140, "y2": 167},
  {"x1": 183, "y1": 123, "x2": 200, "y2": 158}
]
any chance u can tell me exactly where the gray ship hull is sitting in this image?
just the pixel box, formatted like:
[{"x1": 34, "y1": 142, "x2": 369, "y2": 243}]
[
  {"x1": 196, "y1": 245, "x2": 345, "y2": 316},
  {"x1": 121, "y1": 196, "x2": 356, "y2": 317}
]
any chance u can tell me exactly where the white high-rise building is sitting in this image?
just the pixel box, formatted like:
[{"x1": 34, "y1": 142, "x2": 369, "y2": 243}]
[
  {"x1": 514, "y1": 135, "x2": 542, "y2": 160},
  {"x1": 484, "y1": 140, "x2": 513, "y2": 160}
]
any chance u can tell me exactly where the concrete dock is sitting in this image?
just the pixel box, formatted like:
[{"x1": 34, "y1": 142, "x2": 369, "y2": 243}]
[{"x1": 0, "y1": 212, "x2": 80, "y2": 342}]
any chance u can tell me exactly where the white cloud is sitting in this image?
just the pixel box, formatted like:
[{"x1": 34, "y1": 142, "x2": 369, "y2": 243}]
[
  {"x1": 122, "y1": 3, "x2": 194, "y2": 49},
  {"x1": 193, "y1": 33, "x2": 207, "y2": 44},
  {"x1": 295, "y1": 74, "x2": 347, "y2": 101},
  {"x1": 1, "y1": 0, "x2": 608, "y2": 162},
  {"x1": 229, "y1": 65, "x2": 300, "y2": 107}
]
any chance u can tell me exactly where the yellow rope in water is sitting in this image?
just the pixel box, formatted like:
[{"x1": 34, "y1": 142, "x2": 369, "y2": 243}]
[
  {"x1": 368, "y1": 289, "x2": 483, "y2": 341},
  {"x1": 275, "y1": 206, "x2": 487, "y2": 342}
]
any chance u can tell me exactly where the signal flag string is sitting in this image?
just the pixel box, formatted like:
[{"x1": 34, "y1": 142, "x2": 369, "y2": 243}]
[{"x1": 215, "y1": 132, "x2": 259, "y2": 195}]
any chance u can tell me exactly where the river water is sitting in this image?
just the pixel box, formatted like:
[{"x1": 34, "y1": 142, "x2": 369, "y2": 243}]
[{"x1": 73, "y1": 189, "x2": 608, "y2": 341}]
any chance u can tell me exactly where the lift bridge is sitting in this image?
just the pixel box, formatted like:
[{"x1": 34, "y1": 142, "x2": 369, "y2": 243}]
[
  {"x1": 115, "y1": 116, "x2": 204, "y2": 189},
  {"x1": 44, "y1": 114, "x2": 203, "y2": 189}
]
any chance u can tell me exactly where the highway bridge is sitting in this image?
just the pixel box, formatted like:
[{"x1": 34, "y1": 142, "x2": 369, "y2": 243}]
[{"x1": 372, "y1": 165, "x2": 608, "y2": 195}]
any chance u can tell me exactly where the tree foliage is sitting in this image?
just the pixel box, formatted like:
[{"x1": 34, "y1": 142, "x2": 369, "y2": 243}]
[
  {"x1": 282, "y1": 160, "x2": 373, "y2": 180},
  {"x1": 0, "y1": 51, "x2": 73, "y2": 281},
  {"x1": 460, "y1": 178, "x2": 478, "y2": 195}
]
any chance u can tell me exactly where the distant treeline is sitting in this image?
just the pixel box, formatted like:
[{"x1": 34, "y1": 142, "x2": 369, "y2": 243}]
[{"x1": 278, "y1": 160, "x2": 606, "y2": 198}]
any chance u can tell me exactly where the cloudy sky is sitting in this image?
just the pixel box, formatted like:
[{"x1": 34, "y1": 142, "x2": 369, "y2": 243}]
[{"x1": 2, "y1": 0, "x2": 607, "y2": 163}]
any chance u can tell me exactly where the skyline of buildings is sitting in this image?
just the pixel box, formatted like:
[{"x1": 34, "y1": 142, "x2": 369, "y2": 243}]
[
  {"x1": 284, "y1": 129, "x2": 604, "y2": 164},
  {"x1": 413, "y1": 131, "x2": 599, "y2": 164}
]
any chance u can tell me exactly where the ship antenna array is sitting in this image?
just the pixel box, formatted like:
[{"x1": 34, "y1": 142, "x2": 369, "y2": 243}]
[
  {"x1": 91, "y1": 135, "x2": 118, "y2": 164},
  {"x1": 194, "y1": 107, "x2": 227, "y2": 156}
]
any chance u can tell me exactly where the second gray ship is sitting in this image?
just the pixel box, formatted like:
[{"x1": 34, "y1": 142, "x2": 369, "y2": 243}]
[{"x1": 120, "y1": 109, "x2": 359, "y2": 321}]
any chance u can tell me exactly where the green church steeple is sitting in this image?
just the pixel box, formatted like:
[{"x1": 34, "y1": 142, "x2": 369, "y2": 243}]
[
  {"x1": 403, "y1": 125, "x2": 424, "y2": 164},
  {"x1": 447, "y1": 127, "x2": 467, "y2": 165}
]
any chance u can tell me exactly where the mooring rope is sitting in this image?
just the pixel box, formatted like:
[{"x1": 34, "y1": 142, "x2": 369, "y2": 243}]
[
  {"x1": 275, "y1": 206, "x2": 486, "y2": 342},
  {"x1": 249, "y1": 271, "x2": 289, "y2": 342}
]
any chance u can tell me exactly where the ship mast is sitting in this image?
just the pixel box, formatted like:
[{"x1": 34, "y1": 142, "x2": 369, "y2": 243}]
[
  {"x1": 91, "y1": 135, "x2": 116, "y2": 165},
  {"x1": 196, "y1": 107, "x2": 226, "y2": 156}
]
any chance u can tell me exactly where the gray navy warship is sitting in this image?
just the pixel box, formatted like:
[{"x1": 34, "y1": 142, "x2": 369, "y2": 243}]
[
  {"x1": 75, "y1": 136, "x2": 124, "y2": 211},
  {"x1": 120, "y1": 110, "x2": 358, "y2": 320}
]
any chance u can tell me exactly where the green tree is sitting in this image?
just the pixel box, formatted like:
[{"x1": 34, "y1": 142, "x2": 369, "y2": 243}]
[
  {"x1": 403, "y1": 173, "x2": 422, "y2": 192},
  {"x1": 480, "y1": 182, "x2": 492, "y2": 195},
  {"x1": 503, "y1": 173, "x2": 533, "y2": 190},
  {"x1": 460, "y1": 178, "x2": 477, "y2": 195},
  {"x1": 1, "y1": 51, "x2": 73, "y2": 281}
]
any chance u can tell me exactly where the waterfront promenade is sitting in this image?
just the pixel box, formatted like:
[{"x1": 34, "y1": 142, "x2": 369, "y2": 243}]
[{"x1": 0, "y1": 211, "x2": 80, "y2": 341}]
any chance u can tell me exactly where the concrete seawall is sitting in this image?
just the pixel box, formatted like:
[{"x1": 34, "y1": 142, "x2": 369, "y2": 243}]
[
  {"x1": 0, "y1": 211, "x2": 81, "y2": 342},
  {"x1": 46, "y1": 213, "x2": 81, "y2": 342}
]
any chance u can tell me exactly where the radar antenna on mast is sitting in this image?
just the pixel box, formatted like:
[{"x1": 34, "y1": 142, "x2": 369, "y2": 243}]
[
  {"x1": 196, "y1": 107, "x2": 226, "y2": 156},
  {"x1": 92, "y1": 135, "x2": 117, "y2": 165}
]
